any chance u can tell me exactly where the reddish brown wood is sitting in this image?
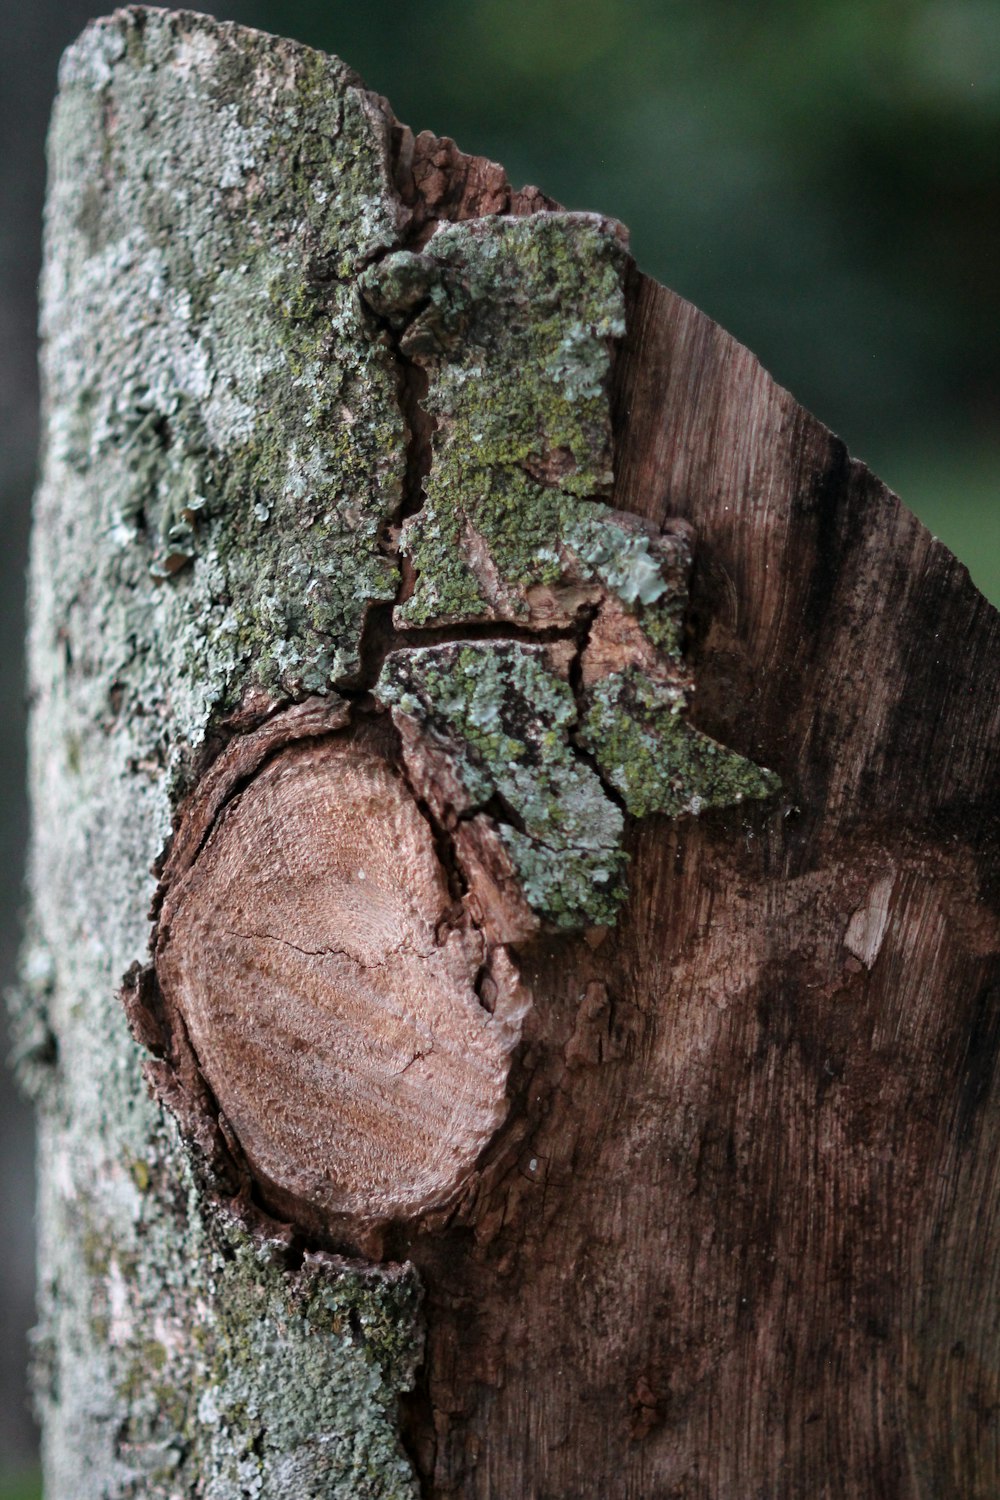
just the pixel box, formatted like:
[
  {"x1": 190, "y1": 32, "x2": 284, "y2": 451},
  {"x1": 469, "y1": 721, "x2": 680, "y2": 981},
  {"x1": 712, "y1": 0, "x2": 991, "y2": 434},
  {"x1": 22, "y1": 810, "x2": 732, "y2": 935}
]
[
  {"x1": 397, "y1": 127, "x2": 556, "y2": 242},
  {"x1": 148, "y1": 708, "x2": 527, "y2": 1248}
]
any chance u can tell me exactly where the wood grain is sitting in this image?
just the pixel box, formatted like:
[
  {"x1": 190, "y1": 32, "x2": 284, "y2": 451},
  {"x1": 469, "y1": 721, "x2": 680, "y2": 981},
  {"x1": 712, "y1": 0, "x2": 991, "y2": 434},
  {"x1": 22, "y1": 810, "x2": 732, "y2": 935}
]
[
  {"x1": 397, "y1": 272, "x2": 1000, "y2": 1498},
  {"x1": 153, "y1": 718, "x2": 528, "y2": 1245}
]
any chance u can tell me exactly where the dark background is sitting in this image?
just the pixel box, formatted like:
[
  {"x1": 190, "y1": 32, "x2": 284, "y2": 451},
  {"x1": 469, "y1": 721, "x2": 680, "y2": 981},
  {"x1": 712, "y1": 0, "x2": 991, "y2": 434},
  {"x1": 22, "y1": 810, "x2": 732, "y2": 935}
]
[{"x1": 1, "y1": 2, "x2": 997, "y2": 1493}]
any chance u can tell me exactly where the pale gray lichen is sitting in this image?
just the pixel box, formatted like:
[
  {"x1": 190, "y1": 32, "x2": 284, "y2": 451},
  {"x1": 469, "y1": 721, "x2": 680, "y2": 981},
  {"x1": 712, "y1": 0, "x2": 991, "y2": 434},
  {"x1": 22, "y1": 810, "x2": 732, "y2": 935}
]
[
  {"x1": 377, "y1": 642, "x2": 626, "y2": 928},
  {"x1": 36, "y1": 1119, "x2": 422, "y2": 1500},
  {"x1": 30, "y1": 11, "x2": 423, "y2": 1498},
  {"x1": 39, "y1": 4, "x2": 406, "y2": 789},
  {"x1": 194, "y1": 1239, "x2": 422, "y2": 1500}
]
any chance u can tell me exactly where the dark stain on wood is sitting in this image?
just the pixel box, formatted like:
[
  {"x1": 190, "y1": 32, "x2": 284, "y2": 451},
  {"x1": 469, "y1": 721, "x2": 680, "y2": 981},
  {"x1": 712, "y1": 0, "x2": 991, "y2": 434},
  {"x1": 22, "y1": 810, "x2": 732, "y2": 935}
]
[
  {"x1": 392, "y1": 266, "x2": 1000, "y2": 1497},
  {"x1": 956, "y1": 981, "x2": 1000, "y2": 1150}
]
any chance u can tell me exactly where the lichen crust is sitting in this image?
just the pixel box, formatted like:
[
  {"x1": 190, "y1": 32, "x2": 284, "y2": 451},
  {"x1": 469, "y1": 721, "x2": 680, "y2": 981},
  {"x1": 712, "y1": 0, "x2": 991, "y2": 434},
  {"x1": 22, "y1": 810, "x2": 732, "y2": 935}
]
[
  {"x1": 377, "y1": 641, "x2": 627, "y2": 929},
  {"x1": 579, "y1": 667, "x2": 782, "y2": 819},
  {"x1": 38, "y1": 3, "x2": 407, "y2": 792},
  {"x1": 363, "y1": 212, "x2": 778, "y2": 931}
]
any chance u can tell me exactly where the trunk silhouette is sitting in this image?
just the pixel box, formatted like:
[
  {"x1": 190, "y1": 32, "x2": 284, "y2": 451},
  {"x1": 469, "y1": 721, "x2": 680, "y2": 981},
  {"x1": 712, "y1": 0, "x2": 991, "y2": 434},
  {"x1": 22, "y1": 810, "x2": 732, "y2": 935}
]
[{"x1": 18, "y1": 8, "x2": 1000, "y2": 1497}]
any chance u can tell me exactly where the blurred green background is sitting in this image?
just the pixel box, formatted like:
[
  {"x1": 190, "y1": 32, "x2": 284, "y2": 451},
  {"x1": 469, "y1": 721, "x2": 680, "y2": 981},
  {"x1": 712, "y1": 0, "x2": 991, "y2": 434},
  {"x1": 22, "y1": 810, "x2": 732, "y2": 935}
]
[{"x1": 0, "y1": 1, "x2": 997, "y2": 1494}]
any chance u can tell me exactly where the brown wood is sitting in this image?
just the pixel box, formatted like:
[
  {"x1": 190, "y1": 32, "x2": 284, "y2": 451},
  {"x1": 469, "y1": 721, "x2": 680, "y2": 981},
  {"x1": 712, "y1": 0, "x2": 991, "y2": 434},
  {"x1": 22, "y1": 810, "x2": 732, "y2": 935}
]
[
  {"x1": 400, "y1": 128, "x2": 556, "y2": 241},
  {"x1": 148, "y1": 707, "x2": 527, "y2": 1248},
  {"x1": 394, "y1": 276, "x2": 1000, "y2": 1496}
]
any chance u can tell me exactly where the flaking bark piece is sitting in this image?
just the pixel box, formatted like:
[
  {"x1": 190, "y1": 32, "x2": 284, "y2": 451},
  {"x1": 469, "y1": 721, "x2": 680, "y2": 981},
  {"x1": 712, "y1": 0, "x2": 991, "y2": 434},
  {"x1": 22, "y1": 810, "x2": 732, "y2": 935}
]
[
  {"x1": 140, "y1": 701, "x2": 529, "y2": 1245},
  {"x1": 376, "y1": 641, "x2": 627, "y2": 932},
  {"x1": 395, "y1": 126, "x2": 558, "y2": 239},
  {"x1": 361, "y1": 212, "x2": 778, "y2": 936},
  {"x1": 578, "y1": 665, "x2": 781, "y2": 818}
]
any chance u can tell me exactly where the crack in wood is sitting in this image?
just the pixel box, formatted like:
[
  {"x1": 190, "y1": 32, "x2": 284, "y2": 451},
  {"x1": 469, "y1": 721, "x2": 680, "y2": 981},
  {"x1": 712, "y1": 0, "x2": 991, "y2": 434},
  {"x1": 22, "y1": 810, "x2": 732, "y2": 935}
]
[{"x1": 221, "y1": 924, "x2": 444, "y2": 972}]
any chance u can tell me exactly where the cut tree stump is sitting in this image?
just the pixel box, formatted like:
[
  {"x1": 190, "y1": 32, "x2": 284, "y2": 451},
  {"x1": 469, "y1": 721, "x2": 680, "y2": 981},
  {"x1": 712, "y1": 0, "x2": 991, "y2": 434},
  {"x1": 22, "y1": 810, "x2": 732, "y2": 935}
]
[{"x1": 17, "y1": 8, "x2": 1000, "y2": 1499}]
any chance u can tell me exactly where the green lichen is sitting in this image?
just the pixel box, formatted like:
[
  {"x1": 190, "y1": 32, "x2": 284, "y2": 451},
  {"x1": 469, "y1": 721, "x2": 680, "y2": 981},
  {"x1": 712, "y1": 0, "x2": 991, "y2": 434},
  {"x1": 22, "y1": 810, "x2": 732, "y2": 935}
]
[
  {"x1": 129, "y1": 1157, "x2": 151, "y2": 1193},
  {"x1": 377, "y1": 642, "x2": 626, "y2": 928},
  {"x1": 50, "y1": 1156, "x2": 422, "y2": 1499},
  {"x1": 44, "y1": 5, "x2": 407, "y2": 787},
  {"x1": 366, "y1": 213, "x2": 775, "y2": 931},
  {"x1": 194, "y1": 1237, "x2": 422, "y2": 1500},
  {"x1": 358, "y1": 249, "x2": 469, "y2": 358},
  {"x1": 420, "y1": 214, "x2": 624, "y2": 479},
  {"x1": 579, "y1": 668, "x2": 781, "y2": 819},
  {"x1": 367, "y1": 214, "x2": 692, "y2": 663},
  {"x1": 389, "y1": 214, "x2": 628, "y2": 626},
  {"x1": 392, "y1": 458, "x2": 691, "y2": 658}
]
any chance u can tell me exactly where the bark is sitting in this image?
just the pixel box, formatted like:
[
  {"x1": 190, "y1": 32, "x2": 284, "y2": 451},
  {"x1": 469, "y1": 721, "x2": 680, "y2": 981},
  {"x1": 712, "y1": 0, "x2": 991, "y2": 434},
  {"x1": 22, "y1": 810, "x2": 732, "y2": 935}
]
[{"x1": 16, "y1": 6, "x2": 1000, "y2": 1499}]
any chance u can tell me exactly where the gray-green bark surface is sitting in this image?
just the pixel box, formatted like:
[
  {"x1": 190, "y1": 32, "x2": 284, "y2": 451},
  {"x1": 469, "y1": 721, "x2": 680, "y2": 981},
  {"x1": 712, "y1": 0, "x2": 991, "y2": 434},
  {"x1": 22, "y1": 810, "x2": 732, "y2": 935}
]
[{"x1": 22, "y1": 10, "x2": 425, "y2": 1496}]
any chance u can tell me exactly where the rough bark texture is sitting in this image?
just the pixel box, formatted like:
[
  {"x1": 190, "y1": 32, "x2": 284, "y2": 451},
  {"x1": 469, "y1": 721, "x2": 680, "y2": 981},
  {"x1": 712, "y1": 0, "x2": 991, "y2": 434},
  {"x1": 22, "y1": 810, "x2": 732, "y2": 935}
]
[{"x1": 17, "y1": 6, "x2": 1000, "y2": 1499}]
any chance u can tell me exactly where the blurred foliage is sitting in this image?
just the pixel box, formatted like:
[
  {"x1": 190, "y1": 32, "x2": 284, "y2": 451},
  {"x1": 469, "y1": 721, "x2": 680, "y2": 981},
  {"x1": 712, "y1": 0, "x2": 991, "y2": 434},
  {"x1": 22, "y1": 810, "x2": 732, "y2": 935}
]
[{"x1": 0, "y1": 1472, "x2": 40, "y2": 1500}]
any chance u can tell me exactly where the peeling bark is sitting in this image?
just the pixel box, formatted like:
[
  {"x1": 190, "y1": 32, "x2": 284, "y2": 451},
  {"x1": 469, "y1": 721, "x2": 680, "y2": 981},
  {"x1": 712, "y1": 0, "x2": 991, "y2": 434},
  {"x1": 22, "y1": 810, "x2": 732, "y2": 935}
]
[{"x1": 17, "y1": 7, "x2": 1000, "y2": 1499}]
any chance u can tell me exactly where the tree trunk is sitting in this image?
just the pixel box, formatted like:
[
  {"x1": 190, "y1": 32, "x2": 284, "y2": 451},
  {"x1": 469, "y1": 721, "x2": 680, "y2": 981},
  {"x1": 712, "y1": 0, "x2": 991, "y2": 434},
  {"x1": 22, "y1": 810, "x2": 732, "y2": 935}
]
[{"x1": 17, "y1": 7, "x2": 1000, "y2": 1498}]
